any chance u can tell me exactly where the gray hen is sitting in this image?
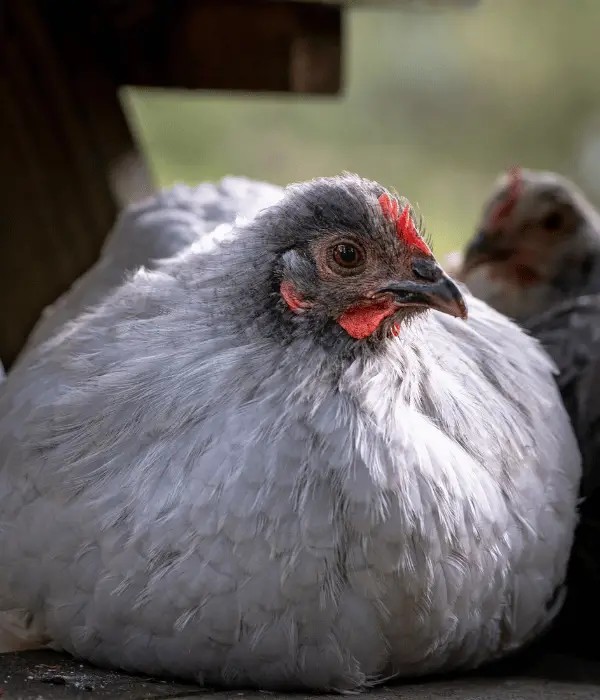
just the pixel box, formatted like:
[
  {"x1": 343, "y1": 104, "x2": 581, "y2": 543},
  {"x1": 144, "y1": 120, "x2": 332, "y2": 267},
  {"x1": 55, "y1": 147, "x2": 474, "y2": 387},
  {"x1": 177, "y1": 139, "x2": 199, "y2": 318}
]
[{"x1": 0, "y1": 174, "x2": 580, "y2": 691}]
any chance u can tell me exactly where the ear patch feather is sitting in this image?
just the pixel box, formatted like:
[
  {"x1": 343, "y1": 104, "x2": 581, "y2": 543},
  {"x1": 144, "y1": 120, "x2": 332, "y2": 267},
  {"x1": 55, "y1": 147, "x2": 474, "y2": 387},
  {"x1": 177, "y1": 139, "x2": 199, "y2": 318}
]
[
  {"x1": 378, "y1": 193, "x2": 431, "y2": 256},
  {"x1": 280, "y1": 281, "x2": 310, "y2": 312}
]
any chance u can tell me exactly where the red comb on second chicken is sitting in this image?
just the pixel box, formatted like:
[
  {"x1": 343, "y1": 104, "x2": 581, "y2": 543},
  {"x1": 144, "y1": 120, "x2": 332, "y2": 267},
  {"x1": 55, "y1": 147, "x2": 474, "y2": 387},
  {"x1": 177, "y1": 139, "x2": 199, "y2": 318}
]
[{"x1": 489, "y1": 166, "x2": 523, "y2": 230}]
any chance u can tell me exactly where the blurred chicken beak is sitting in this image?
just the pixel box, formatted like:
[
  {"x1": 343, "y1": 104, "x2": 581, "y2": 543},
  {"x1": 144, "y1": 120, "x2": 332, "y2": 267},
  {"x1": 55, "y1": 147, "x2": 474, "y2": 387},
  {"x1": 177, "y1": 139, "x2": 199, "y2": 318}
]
[
  {"x1": 379, "y1": 257, "x2": 468, "y2": 320},
  {"x1": 462, "y1": 230, "x2": 512, "y2": 274}
]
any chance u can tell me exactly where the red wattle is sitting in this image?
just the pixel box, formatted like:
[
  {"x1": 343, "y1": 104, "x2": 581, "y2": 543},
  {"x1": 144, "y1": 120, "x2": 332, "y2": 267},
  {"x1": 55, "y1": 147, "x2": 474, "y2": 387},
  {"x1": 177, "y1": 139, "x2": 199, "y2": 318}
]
[{"x1": 337, "y1": 301, "x2": 397, "y2": 339}]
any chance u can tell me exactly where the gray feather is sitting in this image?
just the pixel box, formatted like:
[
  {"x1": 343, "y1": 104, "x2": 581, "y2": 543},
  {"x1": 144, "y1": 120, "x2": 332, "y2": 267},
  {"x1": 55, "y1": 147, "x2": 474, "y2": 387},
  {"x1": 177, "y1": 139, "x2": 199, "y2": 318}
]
[
  {"x1": 15, "y1": 177, "x2": 283, "y2": 368},
  {"x1": 521, "y1": 295, "x2": 600, "y2": 659}
]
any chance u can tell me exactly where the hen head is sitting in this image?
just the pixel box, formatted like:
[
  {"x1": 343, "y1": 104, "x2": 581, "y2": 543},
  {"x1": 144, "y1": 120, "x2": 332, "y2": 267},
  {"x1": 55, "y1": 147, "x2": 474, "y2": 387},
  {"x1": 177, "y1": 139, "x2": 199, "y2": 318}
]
[
  {"x1": 461, "y1": 167, "x2": 599, "y2": 294},
  {"x1": 263, "y1": 174, "x2": 467, "y2": 342}
]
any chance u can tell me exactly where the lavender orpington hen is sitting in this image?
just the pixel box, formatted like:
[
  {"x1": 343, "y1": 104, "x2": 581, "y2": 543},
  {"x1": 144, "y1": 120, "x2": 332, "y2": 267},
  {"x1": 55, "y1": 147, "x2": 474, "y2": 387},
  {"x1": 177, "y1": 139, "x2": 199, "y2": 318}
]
[
  {"x1": 0, "y1": 174, "x2": 580, "y2": 690},
  {"x1": 452, "y1": 167, "x2": 600, "y2": 660}
]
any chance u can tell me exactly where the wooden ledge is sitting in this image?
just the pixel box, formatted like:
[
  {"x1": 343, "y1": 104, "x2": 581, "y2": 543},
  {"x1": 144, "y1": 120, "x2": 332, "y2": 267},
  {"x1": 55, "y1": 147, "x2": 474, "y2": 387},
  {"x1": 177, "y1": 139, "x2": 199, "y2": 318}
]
[{"x1": 86, "y1": 1, "x2": 343, "y2": 94}]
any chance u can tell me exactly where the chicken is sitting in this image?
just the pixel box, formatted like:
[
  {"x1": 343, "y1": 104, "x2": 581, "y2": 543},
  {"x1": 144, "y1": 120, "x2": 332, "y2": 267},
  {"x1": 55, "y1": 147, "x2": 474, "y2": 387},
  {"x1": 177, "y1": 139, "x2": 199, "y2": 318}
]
[
  {"x1": 451, "y1": 168, "x2": 600, "y2": 660},
  {"x1": 448, "y1": 167, "x2": 600, "y2": 322},
  {"x1": 15, "y1": 177, "x2": 283, "y2": 368},
  {"x1": 524, "y1": 295, "x2": 600, "y2": 483},
  {"x1": 519, "y1": 295, "x2": 600, "y2": 660},
  {"x1": 0, "y1": 174, "x2": 580, "y2": 691}
]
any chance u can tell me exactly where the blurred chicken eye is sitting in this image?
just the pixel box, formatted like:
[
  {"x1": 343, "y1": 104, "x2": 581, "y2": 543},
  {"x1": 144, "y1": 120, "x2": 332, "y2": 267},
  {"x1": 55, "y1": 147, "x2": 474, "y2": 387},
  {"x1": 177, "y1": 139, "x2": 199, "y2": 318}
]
[
  {"x1": 541, "y1": 211, "x2": 563, "y2": 231},
  {"x1": 333, "y1": 243, "x2": 363, "y2": 268}
]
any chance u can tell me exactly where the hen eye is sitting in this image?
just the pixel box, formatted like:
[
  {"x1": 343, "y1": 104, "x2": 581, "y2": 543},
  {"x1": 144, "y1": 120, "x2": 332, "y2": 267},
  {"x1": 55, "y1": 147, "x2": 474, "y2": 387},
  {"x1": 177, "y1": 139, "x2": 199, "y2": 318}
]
[
  {"x1": 541, "y1": 211, "x2": 563, "y2": 231},
  {"x1": 333, "y1": 243, "x2": 363, "y2": 268}
]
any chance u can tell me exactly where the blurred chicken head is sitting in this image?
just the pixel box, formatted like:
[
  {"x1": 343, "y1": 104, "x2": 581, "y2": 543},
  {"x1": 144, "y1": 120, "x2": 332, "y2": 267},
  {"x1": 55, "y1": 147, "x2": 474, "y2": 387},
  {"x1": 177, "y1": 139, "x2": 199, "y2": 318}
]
[{"x1": 458, "y1": 167, "x2": 600, "y2": 320}]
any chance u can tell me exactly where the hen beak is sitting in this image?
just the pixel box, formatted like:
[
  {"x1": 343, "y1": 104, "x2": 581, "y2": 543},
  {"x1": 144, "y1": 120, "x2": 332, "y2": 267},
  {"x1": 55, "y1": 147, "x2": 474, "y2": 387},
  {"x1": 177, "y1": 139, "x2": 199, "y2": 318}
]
[
  {"x1": 462, "y1": 229, "x2": 512, "y2": 274},
  {"x1": 379, "y1": 256, "x2": 468, "y2": 320}
]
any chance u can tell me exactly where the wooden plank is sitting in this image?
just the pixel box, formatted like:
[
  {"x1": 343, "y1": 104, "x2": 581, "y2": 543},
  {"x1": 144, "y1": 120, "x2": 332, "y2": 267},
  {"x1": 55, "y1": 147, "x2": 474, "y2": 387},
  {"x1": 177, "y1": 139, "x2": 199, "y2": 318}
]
[
  {"x1": 310, "y1": 0, "x2": 480, "y2": 5},
  {"x1": 84, "y1": 1, "x2": 343, "y2": 94},
  {"x1": 168, "y1": 1, "x2": 342, "y2": 94},
  {"x1": 0, "y1": 1, "x2": 145, "y2": 368},
  {"x1": 65, "y1": 0, "x2": 479, "y2": 9}
]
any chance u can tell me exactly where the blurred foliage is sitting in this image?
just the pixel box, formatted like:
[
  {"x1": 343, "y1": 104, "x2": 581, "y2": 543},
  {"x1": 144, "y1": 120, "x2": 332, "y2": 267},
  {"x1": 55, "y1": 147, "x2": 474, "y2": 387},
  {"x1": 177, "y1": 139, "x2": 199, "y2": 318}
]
[{"x1": 122, "y1": 0, "x2": 600, "y2": 255}]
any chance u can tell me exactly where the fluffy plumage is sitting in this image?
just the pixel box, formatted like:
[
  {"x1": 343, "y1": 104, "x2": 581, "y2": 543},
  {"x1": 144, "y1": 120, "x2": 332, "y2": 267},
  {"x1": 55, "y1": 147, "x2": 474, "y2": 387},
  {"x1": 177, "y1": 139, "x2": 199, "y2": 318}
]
[
  {"x1": 521, "y1": 295, "x2": 600, "y2": 659},
  {"x1": 0, "y1": 174, "x2": 581, "y2": 691},
  {"x1": 524, "y1": 295, "x2": 600, "y2": 491},
  {"x1": 15, "y1": 177, "x2": 283, "y2": 368}
]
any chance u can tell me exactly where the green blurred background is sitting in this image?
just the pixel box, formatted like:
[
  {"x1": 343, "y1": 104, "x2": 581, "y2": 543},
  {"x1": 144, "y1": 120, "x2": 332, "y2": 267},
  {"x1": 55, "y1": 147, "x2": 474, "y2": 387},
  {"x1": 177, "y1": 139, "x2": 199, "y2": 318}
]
[{"x1": 121, "y1": 0, "x2": 600, "y2": 257}]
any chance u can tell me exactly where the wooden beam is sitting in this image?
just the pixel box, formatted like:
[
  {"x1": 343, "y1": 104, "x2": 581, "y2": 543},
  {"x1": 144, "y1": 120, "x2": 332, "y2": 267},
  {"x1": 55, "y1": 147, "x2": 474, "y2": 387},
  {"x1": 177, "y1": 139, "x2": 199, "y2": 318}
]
[{"x1": 85, "y1": 1, "x2": 343, "y2": 94}]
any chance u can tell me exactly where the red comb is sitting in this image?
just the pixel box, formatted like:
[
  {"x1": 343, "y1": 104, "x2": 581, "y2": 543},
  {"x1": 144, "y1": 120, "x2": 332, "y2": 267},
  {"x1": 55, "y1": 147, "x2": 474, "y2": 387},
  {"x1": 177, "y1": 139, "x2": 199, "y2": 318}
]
[
  {"x1": 378, "y1": 193, "x2": 431, "y2": 256},
  {"x1": 489, "y1": 166, "x2": 523, "y2": 228},
  {"x1": 379, "y1": 192, "x2": 399, "y2": 221}
]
